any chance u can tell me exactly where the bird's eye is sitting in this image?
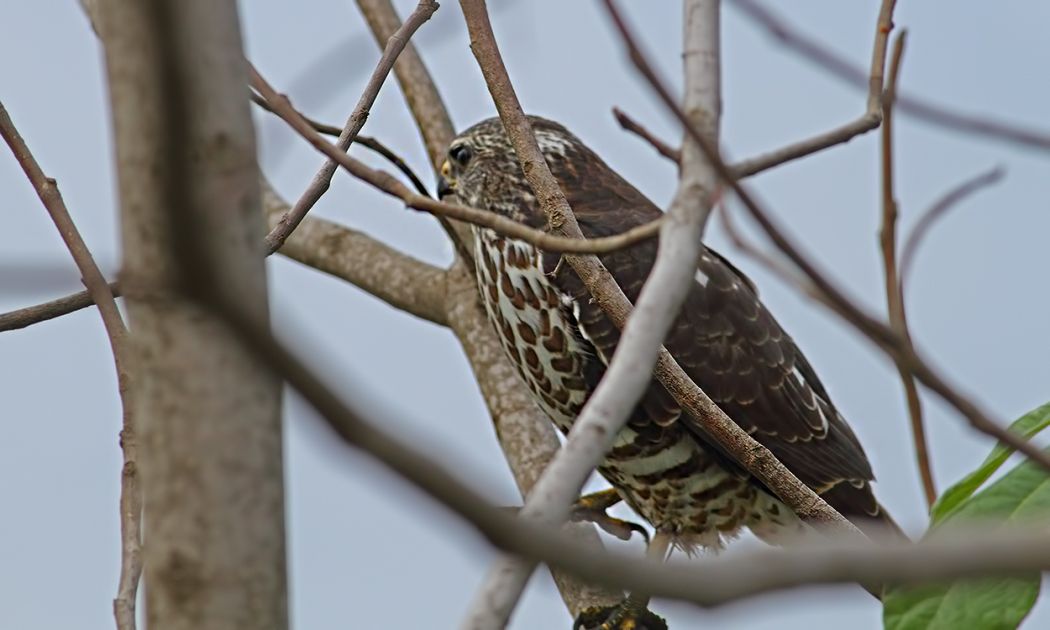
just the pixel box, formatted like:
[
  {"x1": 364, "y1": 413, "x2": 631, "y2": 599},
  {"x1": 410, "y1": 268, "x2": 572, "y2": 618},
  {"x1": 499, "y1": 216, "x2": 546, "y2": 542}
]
[{"x1": 449, "y1": 144, "x2": 473, "y2": 166}]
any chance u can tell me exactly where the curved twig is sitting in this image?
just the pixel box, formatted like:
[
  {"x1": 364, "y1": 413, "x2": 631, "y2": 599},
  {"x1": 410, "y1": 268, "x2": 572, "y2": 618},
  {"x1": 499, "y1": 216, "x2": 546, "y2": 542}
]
[
  {"x1": 249, "y1": 66, "x2": 665, "y2": 255},
  {"x1": 264, "y1": 0, "x2": 440, "y2": 255},
  {"x1": 250, "y1": 91, "x2": 431, "y2": 197},
  {"x1": 900, "y1": 166, "x2": 1005, "y2": 290}
]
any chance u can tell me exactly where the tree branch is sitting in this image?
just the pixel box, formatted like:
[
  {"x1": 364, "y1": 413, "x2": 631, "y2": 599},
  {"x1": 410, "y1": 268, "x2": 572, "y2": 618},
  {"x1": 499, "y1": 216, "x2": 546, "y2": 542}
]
[
  {"x1": 249, "y1": 67, "x2": 664, "y2": 255},
  {"x1": 613, "y1": 107, "x2": 681, "y2": 164},
  {"x1": 264, "y1": 0, "x2": 439, "y2": 254},
  {"x1": 0, "y1": 193, "x2": 450, "y2": 333},
  {"x1": 95, "y1": 0, "x2": 288, "y2": 626},
  {"x1": 457, "y1": 0, "x2": 721, "y2": 621},
  {"x1": 355, "y1": 0, "x2": 457, "y2": 172},
  {"x1": 731, "y1": 0, "x2": 1050, "y2": 154},
  {"x1": 250, "y1": 91, "x2": 431, "y2": 196},
  {"x1": 260, "y1": 178, "x2": 449, "y2": 326},
  {"x1": 0, "y1": 100, "x2": 141, "y2": 630},
  {"x1": 726, "y1": 0, "x2": 895, "y2": 178},
  {"x1": 878, "y1": 33, "x2": 936, "y2": 509},
  {"x1": 899, "y1": 166, "x2": 1005, "y2": 291},
  {"x1": 0, "y1": 282, "x2": 119, "y2": 332}
]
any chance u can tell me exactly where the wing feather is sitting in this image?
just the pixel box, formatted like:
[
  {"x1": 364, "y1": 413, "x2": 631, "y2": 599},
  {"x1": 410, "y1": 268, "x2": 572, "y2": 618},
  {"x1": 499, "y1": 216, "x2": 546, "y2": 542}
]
[{"x1": 541, "y1": 136, "x2": 881, "y2": 523}]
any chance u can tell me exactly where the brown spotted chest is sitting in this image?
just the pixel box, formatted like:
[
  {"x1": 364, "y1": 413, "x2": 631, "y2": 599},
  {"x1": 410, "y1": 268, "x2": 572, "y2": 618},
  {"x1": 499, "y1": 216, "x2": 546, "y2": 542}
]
[{"x1": 471, "y1": 227, "x2": 803, "y2": 550}]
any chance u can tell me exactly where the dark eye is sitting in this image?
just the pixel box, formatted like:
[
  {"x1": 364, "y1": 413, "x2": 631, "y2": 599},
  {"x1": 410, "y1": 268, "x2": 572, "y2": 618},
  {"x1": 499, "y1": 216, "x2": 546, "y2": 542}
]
[{"x1": 449, "y1": 144, "x2": 472, "y2": 166}]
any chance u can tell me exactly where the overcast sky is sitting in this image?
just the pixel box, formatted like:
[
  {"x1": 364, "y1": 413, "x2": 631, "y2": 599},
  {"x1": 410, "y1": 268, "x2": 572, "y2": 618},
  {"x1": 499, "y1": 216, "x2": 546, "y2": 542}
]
[{"x1": 2, "y1": 1, "x2": 1049, "y2": 628}]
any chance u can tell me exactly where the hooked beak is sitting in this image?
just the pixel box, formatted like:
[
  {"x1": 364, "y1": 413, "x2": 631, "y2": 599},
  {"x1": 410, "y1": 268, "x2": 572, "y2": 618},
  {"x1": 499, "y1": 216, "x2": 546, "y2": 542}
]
[
  {"x1": 437, "y1": 159, "x2": 455, "y2": 198},
  {"x1": 437, "y1": 175, "x2": 454, "y2": 198}
]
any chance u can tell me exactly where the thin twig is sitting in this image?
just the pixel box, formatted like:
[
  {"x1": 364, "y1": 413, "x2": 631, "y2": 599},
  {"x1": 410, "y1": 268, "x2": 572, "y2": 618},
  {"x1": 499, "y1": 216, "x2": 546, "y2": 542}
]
[
  {"x1": 249, "y1": 66, "x2": 664, "y2": 255},
  {"x1": 263, "y1": 0, "x2": 440, "y2": 255},
  {"x1": 260, "y1": 178, "x2": 449, "y2": 326},
  {"x1": 732, "y1": 112, "x2": 882, "y2": 178},
  {"x1": 726, "y1": 0, "x2": 895, "y2": 178},
  {"x1": 606, "y1": 0, "x2": 1050, "y2": 473},
  {"x1": 731, "y1": 0, "x2": 1050, "y2": 154},
  {"x1": 0, "y1": 100, "x2": 141, "y2": 630},
  {"x1": 613, "y1": 107, "x2": 681, "y2": 164},
  {"x1": 251, "y1": 90, "x2": 342, "y2": 135},
  {"x1": 0, "y1": 282, "x2": 119, "y2": 332},
  {"x1": 355, "y1": 0, "x2": 457, "y2": 171},
  {"x1": 352, "y1": 0, "x2": 480, "y2": 269},
  {"x1": 900, "y1": 166, "x2": 1005, "y2": 290},
  {"x1": 879, "y1": 33, "x2": 936, "y2": 510},
  {"x1": 716, "y1": 198, "x2": 812, "y2": 296},
  {"x1": 250, "y1": 91, "x2": 431, "y2": 196},
  {"x1": 616, "y1": 102, "x2": 880, "y2": 181}
]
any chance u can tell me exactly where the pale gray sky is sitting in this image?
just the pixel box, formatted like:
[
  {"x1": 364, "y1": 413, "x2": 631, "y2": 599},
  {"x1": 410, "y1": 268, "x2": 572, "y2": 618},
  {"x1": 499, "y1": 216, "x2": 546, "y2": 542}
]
[{"x1": 2, "y1": 1, "x2": 1049, "y2": 628}]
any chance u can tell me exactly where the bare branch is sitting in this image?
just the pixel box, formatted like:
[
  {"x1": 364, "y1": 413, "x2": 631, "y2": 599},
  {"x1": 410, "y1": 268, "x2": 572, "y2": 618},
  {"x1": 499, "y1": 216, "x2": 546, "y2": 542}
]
[
  {"x1": 878, "y1": 33, "x2": 936, "y2": 509},
  {"x1": 615, "y1": 0, "x2": 1050, "y2": 473},
  {"x1": 900, "y1": 166, "x2": 1005, "y2": 290},
  {"x1": 613, "y1": 107, "x2": 681, "y2": 164},
  {"x1": 95, "y1": 0, "x2": 288, "y2": 626},
  {"x1": 260, "y1": 179, "x2": 449, "y2": 326},
  {"x1": 264, "y1": 0, "x2": 439, "y2": 254},
  {"x1": 353, "y1": 0, "x2": 479, "y2": 263},
  {"x1": 1, "y1": 180, "x2": 450, "y2": 333},
  {"x1": 726, "y1": 0, "x2": 895, "y2": 178},
  {"x1": 731, "y1": 0, "x2": 1050, "y2": 154},
  {"x1": 0, "y1": 282, "x2": 118, "y2": 331},
  {"x1": 250, "y1": 92, "x2": 431, "y2": 196},
  {"x1": 249, "y1": 67, "x2": 664, "y2": 255},
  {"x1": 355, "y1": 0, "x2": 457, "y2": 171},
  {"x1": 732, "y1": 112, "x2": 881, "y2": 178},
  {"x1": 0, "y1": 100, "x2": 141, "y2": 630}
]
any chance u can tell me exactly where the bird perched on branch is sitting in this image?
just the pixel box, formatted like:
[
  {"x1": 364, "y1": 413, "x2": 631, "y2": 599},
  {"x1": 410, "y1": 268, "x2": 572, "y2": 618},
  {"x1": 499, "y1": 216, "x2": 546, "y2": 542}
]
[{"x1": 438, "y1": 116, "x2": 898, "y2": 629}]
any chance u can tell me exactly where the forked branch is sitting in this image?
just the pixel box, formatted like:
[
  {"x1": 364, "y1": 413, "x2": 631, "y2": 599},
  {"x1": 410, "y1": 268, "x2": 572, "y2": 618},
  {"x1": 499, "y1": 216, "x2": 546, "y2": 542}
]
[{"x1": 0, "y1": 100, "x2": 141, "y2": 630}]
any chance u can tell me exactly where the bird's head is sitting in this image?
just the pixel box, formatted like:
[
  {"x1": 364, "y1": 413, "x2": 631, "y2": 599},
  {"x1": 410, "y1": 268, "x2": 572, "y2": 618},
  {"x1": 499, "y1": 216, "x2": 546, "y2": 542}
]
[{"x1": 437, "y1": 116, "x2": 588, "y2": 228}]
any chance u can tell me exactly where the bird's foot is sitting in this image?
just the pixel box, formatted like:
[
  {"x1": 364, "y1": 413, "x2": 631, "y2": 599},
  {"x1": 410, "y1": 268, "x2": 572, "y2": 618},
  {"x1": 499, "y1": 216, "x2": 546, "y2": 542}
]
[
  {"x1": 571, "y1": 489, "x2": 649, "y2": 543},
  {"x1": 573, "y1": 600, "x2": 667, "y2": 630}
]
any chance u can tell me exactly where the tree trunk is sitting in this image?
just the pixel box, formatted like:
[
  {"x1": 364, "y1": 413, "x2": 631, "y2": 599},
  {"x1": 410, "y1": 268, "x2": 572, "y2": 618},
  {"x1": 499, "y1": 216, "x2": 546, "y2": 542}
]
[{"x1": 96, "y1": 1, "x2": 288, "y2": 629}]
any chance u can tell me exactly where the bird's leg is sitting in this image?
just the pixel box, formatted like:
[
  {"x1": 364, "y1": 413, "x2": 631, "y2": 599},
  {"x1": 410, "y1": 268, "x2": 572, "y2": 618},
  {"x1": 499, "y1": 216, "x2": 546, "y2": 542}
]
[
  {"x1": 570, "y1": 488, "x2": 649, "y2": 543},
  {"x1": 574, "y1": 531, "x2": 672, "y2": 630}
]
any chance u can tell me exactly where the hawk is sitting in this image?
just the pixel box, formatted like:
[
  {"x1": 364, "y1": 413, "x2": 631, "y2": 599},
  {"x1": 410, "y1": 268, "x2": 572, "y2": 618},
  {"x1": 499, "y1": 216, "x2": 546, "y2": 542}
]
[{"x1": 438, "y1": 116, "x2": 897, "y2": 628}]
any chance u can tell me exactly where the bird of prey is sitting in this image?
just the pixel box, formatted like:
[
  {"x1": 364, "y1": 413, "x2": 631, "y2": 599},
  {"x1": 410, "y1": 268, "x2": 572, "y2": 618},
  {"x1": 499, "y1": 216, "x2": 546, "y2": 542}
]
[{"x1": 438, "y1": 116, "x2": 897, "y2": 629}]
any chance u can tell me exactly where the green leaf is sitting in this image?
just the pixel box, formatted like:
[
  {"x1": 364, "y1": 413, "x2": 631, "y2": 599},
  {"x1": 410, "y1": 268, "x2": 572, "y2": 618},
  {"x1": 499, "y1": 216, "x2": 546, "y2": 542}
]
[
  {"x1": 884, "y1": 402, "x2": 1050, "y2": 630},
  {"x1": 884, "y1": 578, "x2": 1039, "y2": 630},
  {"x1": 930, "y1": 402, "x2": 1050, "y2": 524}
]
